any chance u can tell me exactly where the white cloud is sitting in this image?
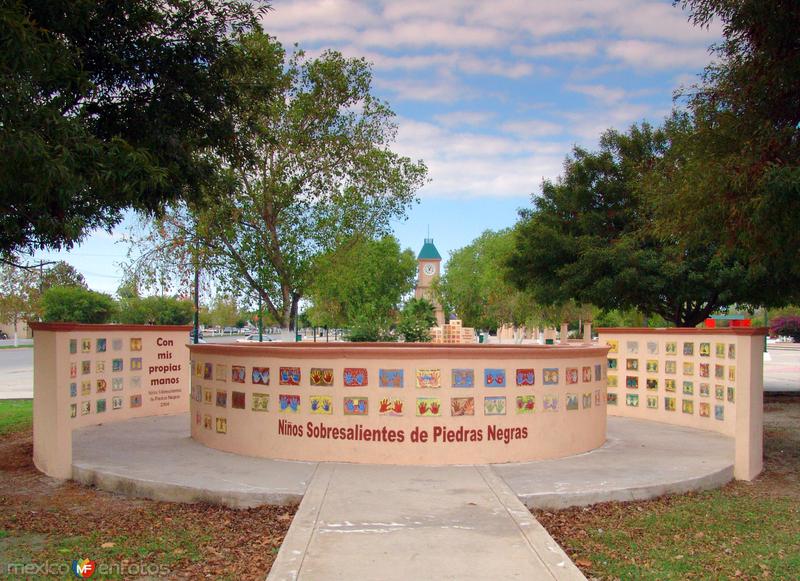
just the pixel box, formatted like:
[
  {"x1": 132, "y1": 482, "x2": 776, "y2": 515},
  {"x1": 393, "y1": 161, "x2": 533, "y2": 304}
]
[
  {"x1": 513, "y1": 40, "x2": 599, "y2": 59},
  {"x1": 433, "y1": 111, "x2": 496, "y2": 127},
  {"x1": 567, "y1": 83, "x2": 628, "y2": 104},
  {"x1": 500, "y1": 119, "x2": 563, "y2": 137},
  {"x1": 375, "y1": 77, "x2": 466, "y2": 103},
  {"x1": 606, "y1": 39, "x2": 713, "y2": 70}
]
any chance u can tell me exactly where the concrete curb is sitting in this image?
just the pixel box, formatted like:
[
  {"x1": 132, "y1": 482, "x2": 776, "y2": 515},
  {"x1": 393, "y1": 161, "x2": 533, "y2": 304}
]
[
  {"x1": 72, "y1": 463, "x2": 304, "y2": 508},
  {"x1": 513, "y1": 464, "x2": 734, "y2": 510},
  {"x1": 267, "y1": 463, "x2": 335, "y2": 581},
  {"x1": 478, "y1": 466, "x2": 586, "y2": 580}
]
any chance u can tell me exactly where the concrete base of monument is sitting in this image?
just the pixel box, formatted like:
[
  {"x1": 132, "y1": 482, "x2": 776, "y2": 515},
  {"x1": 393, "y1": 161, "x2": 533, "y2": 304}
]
[{"x1": 71, "y1": 414, "x2": 734, "y2": 510}]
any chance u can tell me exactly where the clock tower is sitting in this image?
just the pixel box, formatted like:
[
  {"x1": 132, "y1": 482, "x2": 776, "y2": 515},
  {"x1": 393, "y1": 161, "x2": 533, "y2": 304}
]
[{"x1": 415, "y1": 237, "x2": 445, "y2": 327}]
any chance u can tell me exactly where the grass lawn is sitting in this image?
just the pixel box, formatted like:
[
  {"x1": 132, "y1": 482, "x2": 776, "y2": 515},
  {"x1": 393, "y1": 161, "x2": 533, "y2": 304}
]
[
  {"x1": 536, "y1": 396, "x2": 800, "y2": 580},
  {"x1": 0, "y1": 399, "x2": 32, "y2": 436},
  {"x1": 0, "y1": 401, "x2": 294, "y2": 580},
  {"x1": 0, "y1": 345, "x2": 33, "y2": 350}
]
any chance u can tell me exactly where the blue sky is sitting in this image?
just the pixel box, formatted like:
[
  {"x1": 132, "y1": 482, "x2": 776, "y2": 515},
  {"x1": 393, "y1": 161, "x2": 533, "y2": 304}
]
[{"x1": 34, "y1": 0, "x2": 721, "y2": 294}]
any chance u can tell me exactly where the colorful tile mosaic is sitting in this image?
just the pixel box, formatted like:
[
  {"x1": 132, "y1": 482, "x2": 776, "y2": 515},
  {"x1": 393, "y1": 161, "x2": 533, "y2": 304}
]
[
  {"x1": 665, "y1": 379, "x2": 676, "y2": 392},
  {"x1": 515, "y1": 369, "x2": 535, "y2": 387},
  {"x1": 215, "y1": 390, "x2": 227, "y2": 408},
  {"x1": 665, "y1": 360, "x2": 676, "y2": 374},
  {"x1": 112, "y1": 396, "x2": 123, "y2": 410},
  {"x1": 700, "y1": 383, "x2": 710, "y2": 398},
  {"x1": 608, "y1": 358, "x2": 618, "y2": 370},
  {"x1": 204, "y1": 363, "x2": 213, "y2": 379},
  {"x1": 96, "y1": 360, "x2": 105, "y2": 374},
  {"x1": 594, "y1": 389, "x2": 602, "y2": 406},
  {"x1": 626, "y1": 376, "x2": 638, "y2": 389},
  {"x1": 70, "y1": 404, "x2": 77, "y2": 418},
  {"x1": 378, "y1": 397, "x2": 403, "y2": 416},
  {"x1": 594, "y1": 364, "x2": 602, "y2": 381},
  {"x1": 699, "y1": 402, "x2": 711, "y2": 417},
  {"x1": 343, "y1": 367, "x2": 367, "y2": 387},
  {"x1": 566, "y1": 393, "x2": 579, "y2": 411},
  {"x1": 451, "y1": 368, "x2": 474, "y2": 388},
  {"x1": 81, "y1": 361, "x2": 90, "y2": 375},
  {"x1": 279, "y1": 394, "x2": 300, "y2": 413},
  {"x1": 416, "y1": 368, "x2": 441, "y2": 388},
  {"x1": 646, "y1": 341, "x2": 659, "y2": 355},
  {"x1": 379, "y1": 369, "x2": 404, "y2": 388},
  {"x1": 626, "y1": 341, "x2": 639, "y2": 354},
  {"x1": 715, "y1": 385, "x2": 725, "y2": 400},
  {"x1": 130, "y1": 357, "x2": 142, "y2": 371},
  {"x1": 112, "y1": 358, "x2": 123, "y2": 372},
  {"x1": 112, "y1": 378, "x2": 123, "y2": 391},
  {"x1": 583, "y1": 392, "x2": 592, "y2": 409},
  {"x1": 515, "y1": 395, "x2": 535, "y2": 414},
  {"x1": 81, "y1": 401, "x2": 91, "y2": 415},
  {"x1": 252, "y1": 393, "x2": 269, "y2": 412},
  {"x1": 484, "y1": 368, "x2": 506, "y2": 387},
  {"x1": 699, "y1": 363, "x2": 710, "y2": 378},
  {"x1": 483, "y1": 396, "x2": 506, "y2": 416},
  {"x1": 665, "y1": 341, "x2": 677, "y2": 356},
  {"x1": 252, "y1": 367, "x2": 269, "y2": 385},
  {"x1": 728, "y1": 344, "x2": 736, "y2": 359},
  {"x1": 543, "y1": 394, "x2": 559, "y2": 411},
  {"x1": 112, "y1": 338, "x2": 123, "y2": 351},
  {"x1": 96, "y1": 379, "x2": 107, "y2": 394},
  {"x1": 699, "y1": 342, "x2": 711, "y2": 357},
  {"x1": 96, "y1": 399, "x2": 106, "y2": 413},
  {"x1": 310, "y1": 395, "x2": 333, "y2": 414},
  {"x1": 96, "y1": 338, "x2": 107, "y2": 353},
  {"x1": 682, "y1": 399, "x2": 694, "y2": 414},
  {"x1": 715, "y1": 404, "x2": 724, "y2": 420},
  {"x1": 543, "y1": 368, "x2": 559, "y2": 385},
  {"x1": 626, "y1": 393, "x2": 639, "y2": 407},
  {"x1": 231, "y1": 366, "x2": 246, "y2": 383},
  {"x1": 683, "y1": 381, "x2": 694, "y2": 395},
  {"x1": 232, "y1": 391, "x2": 246, "y2": 409},
  {"x1": 606, "y1": 339, "x2": 618, "y2": 353},
  {"x1": 625, "y1": 359, "x2": 638, "y2": 371},
  {"x1": 203, "y1": 388, "x2": 213, "y2": 405},
  {"x1": 728, "y1": 366, "x2": 736, "y2": 382},
  {"x1": 130, "y1": 394, "x2": 142, "y2": 408},
  {"x1": 69, "y1": 383, "x2": 77, "y2": 397},
  {"x1": 130, "y1": 338, "x2": 142, "y2": 351},
  {"x1": 664, "y1": 396, "x2": 676, "y2": 412},
  {"x1": 416, "y1": 397, "x2": 440, "y2": 417},
  {"x1": 203, "y1": 414, "x2": 212, "y2": 430},
  {"x1": 565, "y1": 367, "x2": 579, "y2": 384},
  {"x1": 451, "y1": 397, "x2": 475, "y2": 416},
  {"x1": 582, "y1": 366, "x2": 592, "y2": 382},
  {"x1": 646, "y1": 378, "x2": 658, "y2": 391},
  {"x1": 727, "y1": 386, "x2": 735, "y2": 403},
  {"x1": 607, "y1": 393, "x2": 618, "y2": 405},
  {"x1": 81, "y1": 381, "x2": 91, "y2": 396},
  {"x1": 216, "y1": 417, "x2": 227, "y2": 434},
  {"x1": 683, "y1": 342, "x2": 694, "y2": 356},
  {"x1": 81, "y1": 339, "x2": 91, "y2": 353},
  {"x1": 608, "y1": 374, "x2": 618, "y2": 388},
  {"x1": 310, "y1": 368, "x2": 334, "y2": 387},
  {"x1": 215, "y1": 364, "x2": 228, "y2": 382},
  {"x1": 646, "y1": 395, "x2": 658, "y2": 409},
  {"x1": 344, "y1": 397, "x2": 368, "y2": 415},
  {"x1": 280, "y1": 366, "x2": 301, "y2": 386},
  {"x1": 646, "y1": 360, "x2": 658, "y2": 373},
  {"x1": 715, "y1": 343, "x2": 726, "y2": 358},
  {"x1": 130, "y1": 376, "x2": 141, "y2": 389},
  {"x1": 69, "y1": 339, "x2": 77, "y2": 354},
  {"x1": 683, "y1": 362, "x2": 694, "y2": 376}
]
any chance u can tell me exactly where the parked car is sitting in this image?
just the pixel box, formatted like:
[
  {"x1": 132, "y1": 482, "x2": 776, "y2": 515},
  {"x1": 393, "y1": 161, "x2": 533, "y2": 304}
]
[
  {"x1": 188, "y1": 330, "x2": 206, "y2": 343},
  {"x1": 236, "y1": 334, "x2": 275, "y2": 343},
  {"x1": 0, "y1": 330, "x2": 8, "y2": 339}
]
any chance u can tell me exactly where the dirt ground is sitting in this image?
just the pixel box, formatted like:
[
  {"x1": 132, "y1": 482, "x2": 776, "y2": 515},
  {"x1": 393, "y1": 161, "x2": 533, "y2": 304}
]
[{"x1": 0, "y1": 430, "x2": 296, "y2": 579}]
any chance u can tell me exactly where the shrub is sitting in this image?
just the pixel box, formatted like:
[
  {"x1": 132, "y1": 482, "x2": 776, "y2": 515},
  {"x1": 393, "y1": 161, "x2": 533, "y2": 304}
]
[
  {"x1": 40, "y1": 286, "x2": 116, "y2": 323},
  {"x1": 770, "y1": 315, "x2": 800, "y2": 342},
  {"x1": 398, "y1": 298, "x2": 436, "y2": 343},
  {"x1": 117, "y1": 296, "x2": 194, "y2": 325}
]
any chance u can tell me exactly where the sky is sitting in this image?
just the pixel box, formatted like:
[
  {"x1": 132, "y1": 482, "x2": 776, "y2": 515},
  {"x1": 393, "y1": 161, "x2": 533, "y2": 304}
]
[{"x1": 33, "y1": 0, "x2": 721, "y2": 295}]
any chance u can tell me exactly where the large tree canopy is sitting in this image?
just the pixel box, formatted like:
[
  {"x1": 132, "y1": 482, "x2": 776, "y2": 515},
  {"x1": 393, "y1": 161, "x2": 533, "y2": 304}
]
[
  {"x1": 0, "y1": 0, "x2": 267, "y2": 259},
  {"x1": 131, "y1": 33, "x2": 428, "y2": 329},
  {"x1": 656, "y1": 0, "x2": 800, "y2": 286},
  {"x1": 507, "y1": 119, "x2": 792, "y2": 327}
]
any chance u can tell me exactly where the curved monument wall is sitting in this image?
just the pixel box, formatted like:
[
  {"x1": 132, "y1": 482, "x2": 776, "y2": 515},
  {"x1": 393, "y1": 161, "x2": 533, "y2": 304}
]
[{"x1": 188, "y1": 343, "x2": 608, "y2": 465}]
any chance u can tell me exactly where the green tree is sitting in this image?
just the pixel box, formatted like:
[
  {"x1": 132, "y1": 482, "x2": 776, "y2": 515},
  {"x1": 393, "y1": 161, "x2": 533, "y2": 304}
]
[
  {"x1": 507, "y1": 120, "x2": 787, "y2": 327},
  {"x1": 117, "y1": 296, "x2": 194, "y2": 325},
  {"x1": 207, "y1": 294, "x2": 241, "y2": 328},
  {"x1": 652, "y1": 1, "x2": 800, "y2": 301},
  {"x1": 0, "y1": 264, "x2": 38, "y2": 335},
  {"x1": 397, "y1": 298, "x2": 436, "y2": 343},
  {"x1": 437, "y1": 229, "x2": 537, "y2": 331},
  {"x1": 41, "y1": 261, "x2": 87, "y2": 290},
  {"x1": 132, "y1": 33, "x2": 427, "y2": 329},
  {"x1": 40, "y1": 286, "x2": 116, "y2": 323},
  {"x1": 0, "y1": 0, "x2": 267, "y2": 258},
  {"x1": 305, "y1": 236, "x2": 416, "y2": 330}
]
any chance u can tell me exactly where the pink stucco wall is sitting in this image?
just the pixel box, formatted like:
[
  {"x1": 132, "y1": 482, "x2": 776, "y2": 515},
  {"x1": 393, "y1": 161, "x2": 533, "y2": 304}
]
[
  {"x1": 188, "y1": 343, "x2": 609, "y2": 465},
  {"x1": 31, "y1": 323, "x2": 191, "y2": 478},
  {"x1": 598, "y1": 327, "x2": 766, "y2": 480}
]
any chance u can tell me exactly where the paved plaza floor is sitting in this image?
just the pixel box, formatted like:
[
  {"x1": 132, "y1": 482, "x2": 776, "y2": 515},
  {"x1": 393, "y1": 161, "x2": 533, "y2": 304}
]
[{"x1": 72, "y1": 414, "x2": 734, "y2": 580}]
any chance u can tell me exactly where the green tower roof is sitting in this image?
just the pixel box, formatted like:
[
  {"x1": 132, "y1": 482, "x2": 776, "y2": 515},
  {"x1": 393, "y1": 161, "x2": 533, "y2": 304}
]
[{"x1": 418, "y1": 237, "x2": 442, "y2": 260}]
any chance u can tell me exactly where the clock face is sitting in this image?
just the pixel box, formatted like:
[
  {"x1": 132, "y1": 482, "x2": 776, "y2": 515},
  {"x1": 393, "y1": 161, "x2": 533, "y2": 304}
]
[{"x1": 423, "y1": 263, "x2": 436, "y2": 276}]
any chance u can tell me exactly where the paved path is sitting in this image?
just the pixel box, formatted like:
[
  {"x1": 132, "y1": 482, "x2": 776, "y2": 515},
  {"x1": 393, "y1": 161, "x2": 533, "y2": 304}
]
[
  {"x1": 763, "y1": 346, "x2": 800, "y2": 393},
  {"x1": 268, "y1": 463, "x2": 584, "y2": 581}
]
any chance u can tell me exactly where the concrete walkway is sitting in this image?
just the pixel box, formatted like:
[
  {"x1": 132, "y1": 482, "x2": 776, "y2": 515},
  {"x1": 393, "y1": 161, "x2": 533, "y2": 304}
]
[{"x1": 267, "y1": 463, "x2": 584, "y2": 581}]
